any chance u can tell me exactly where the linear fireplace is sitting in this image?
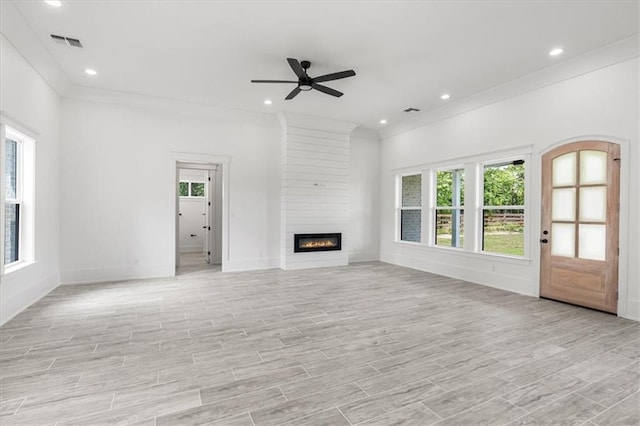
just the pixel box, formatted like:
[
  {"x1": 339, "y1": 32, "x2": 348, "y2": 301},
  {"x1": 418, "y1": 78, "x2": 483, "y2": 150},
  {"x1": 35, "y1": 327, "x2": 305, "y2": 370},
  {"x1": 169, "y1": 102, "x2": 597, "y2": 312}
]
[{"x1": 294, "y1": 233, "x2": 342, "y2": 253}]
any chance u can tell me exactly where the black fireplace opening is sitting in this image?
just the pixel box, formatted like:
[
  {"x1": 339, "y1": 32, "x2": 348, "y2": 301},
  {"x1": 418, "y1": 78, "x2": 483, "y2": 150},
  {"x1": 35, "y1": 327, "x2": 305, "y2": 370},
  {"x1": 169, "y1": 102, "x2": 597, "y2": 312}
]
[{"x1": 294, "y1": 233, "x2": 342, "y2": 253}]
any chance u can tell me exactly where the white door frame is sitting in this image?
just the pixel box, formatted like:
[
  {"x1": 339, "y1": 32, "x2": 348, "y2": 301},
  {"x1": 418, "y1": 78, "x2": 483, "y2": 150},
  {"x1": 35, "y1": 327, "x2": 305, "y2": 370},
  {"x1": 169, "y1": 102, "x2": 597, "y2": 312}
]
[{"x1": 171, "y1": 152, "x2": 230, "y2": 273}]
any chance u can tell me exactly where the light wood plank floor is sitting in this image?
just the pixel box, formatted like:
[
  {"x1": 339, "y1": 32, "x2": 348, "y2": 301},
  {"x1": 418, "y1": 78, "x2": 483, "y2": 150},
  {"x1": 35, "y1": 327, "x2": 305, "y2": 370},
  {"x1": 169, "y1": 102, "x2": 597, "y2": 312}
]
[
  {"x1": 177, "y1": 252, "x2": 221, "y2": 275},
  {"x1": 1, "y1": 262, "x2": 638, "y2": 425}
]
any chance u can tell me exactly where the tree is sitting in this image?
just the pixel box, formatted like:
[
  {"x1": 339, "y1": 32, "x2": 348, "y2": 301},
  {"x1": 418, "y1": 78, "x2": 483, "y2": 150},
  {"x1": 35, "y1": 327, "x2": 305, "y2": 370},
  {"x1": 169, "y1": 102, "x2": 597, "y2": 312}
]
[
  {"x1": 436, "y1": 170, "x2": 464, "y2": 206},
  {"x1": 483, "y1": 164, "x2": 524, "y2": 206}
]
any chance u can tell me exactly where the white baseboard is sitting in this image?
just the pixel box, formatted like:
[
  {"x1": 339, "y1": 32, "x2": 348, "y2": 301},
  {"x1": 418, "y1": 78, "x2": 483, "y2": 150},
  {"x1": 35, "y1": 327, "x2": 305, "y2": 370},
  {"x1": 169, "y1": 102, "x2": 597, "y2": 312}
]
[
  {"x1": 222, "y1": 257, "x2": 280, "y2": 273},
  {"x1": 60, "y1": 264, "x2": 174, "y2": 285},
  {"x1": 1, "y1": 271, "x2": 59, "y2": 326},
  {"x1": 380, "y1": 250, "x2": 535, "y2": 297}
]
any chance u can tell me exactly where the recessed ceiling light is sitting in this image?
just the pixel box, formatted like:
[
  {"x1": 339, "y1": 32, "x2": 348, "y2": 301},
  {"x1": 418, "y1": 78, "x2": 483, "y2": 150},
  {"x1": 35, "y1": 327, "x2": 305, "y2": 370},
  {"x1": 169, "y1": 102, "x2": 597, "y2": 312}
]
[
  {"x1": 440, "y1": 93, "x2": 450, "y2": 100},
  {"x1": 44, "y1": 1, "x2": 62, "y2": 7},
  {"x1": 379, "y1": 119, "x2": 387, "y2": 125},
  {"x1": 264, "y1": 99, "x2": 272, "y2": 105},
  {"x1": 85, "y1": 68, "x2": 97, "y2": 76},
  {"x1": 549, "y1": 47, "x2": 564, "y2": 56}
]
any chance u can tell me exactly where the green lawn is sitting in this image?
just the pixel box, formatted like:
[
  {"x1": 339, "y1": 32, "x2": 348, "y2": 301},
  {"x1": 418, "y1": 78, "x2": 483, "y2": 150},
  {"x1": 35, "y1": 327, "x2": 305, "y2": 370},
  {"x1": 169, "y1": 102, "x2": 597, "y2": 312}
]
[
  {"x1": 436, "y1": 232, "x2": 524, "y2": 256},
  {"x1": 435, "y1": 236, "x2": 464, "y2": 248},
  {"x1": 483, "y1": 232, "x2": 524, "y2": 256}
]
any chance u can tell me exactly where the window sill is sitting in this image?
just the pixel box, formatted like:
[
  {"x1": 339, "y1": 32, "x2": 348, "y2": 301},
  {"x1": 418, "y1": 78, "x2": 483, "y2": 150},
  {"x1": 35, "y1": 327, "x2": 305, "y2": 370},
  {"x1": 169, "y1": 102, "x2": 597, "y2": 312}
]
[
  {"x1": 396, "y1": 240, "x2": 422, "y2": 246},
  {"x1": 2, "y1": 260, "x2": 36, "y2": 276},
  {"x1": 392, "y1": 241, "x2": 532, "y2": 265}
]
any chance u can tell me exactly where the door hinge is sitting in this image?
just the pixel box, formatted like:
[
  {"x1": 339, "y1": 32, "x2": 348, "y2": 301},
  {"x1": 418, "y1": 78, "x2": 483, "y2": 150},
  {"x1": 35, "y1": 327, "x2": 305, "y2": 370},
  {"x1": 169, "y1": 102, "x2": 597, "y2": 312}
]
[
  {"x1": 208, "y1": 226, "x2": 211, "y2": 231},
  {"x1": 208, "y1": 251, "x2": 211, "y2": 256},
  {"x1": 208, "y1": 202, "x2": 211, "y2": 206},
  {"x1": 208, "y1": 177, "x2": 211, "y2": 181},
  {"x1": 616, "y1": 291, "x2": 618, "y2": 300}
]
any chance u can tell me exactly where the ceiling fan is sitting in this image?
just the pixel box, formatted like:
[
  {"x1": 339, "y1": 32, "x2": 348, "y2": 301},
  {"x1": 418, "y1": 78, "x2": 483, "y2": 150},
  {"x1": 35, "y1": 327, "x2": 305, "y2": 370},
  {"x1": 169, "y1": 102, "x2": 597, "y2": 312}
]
[{"x1": 251, "y1": 58, "x2": 356, "y2": 100}]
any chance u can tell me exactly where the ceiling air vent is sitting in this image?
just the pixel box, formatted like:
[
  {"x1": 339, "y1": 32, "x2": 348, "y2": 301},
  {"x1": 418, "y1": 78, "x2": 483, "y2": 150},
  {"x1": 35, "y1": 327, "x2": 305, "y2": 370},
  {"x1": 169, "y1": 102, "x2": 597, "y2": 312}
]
[
  {"x1": 403, "y1": 107, "x2": 420, "y2": 113},
  {"x1": 50, "y1": 34, "x2": 83, "y2": 48}
]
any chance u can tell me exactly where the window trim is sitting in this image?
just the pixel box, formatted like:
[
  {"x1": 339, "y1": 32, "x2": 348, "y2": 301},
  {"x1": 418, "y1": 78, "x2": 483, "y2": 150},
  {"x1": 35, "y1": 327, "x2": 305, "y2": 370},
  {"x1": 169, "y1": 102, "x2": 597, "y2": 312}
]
[
  {"x1": 2, "y1": 123, "x2": 36, "y2": 275},
  {"x1": 393, "y1": 146, "x2": 532, "y2": 261}
]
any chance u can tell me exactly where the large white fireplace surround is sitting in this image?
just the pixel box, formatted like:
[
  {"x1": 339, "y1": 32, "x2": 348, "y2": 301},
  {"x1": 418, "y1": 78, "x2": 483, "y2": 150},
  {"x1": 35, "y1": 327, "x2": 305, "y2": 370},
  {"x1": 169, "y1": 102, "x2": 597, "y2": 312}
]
[{"x1": 278, "y1": 112, "x2": 359, "y2": 270}]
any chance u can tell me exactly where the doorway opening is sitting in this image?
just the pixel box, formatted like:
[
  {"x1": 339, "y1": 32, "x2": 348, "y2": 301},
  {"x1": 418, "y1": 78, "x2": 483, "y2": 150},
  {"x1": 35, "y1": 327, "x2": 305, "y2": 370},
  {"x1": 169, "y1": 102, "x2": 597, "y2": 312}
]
[{"x1": 176, "y1": 162, "x2": 222, "y2": 275}]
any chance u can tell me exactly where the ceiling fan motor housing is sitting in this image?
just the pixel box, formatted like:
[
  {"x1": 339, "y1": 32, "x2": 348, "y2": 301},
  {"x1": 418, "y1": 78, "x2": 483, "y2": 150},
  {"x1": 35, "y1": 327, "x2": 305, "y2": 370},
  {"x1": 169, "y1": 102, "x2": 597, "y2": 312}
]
[{"x1": 299, "y1": 60, "x2": 313, "y2": 90}]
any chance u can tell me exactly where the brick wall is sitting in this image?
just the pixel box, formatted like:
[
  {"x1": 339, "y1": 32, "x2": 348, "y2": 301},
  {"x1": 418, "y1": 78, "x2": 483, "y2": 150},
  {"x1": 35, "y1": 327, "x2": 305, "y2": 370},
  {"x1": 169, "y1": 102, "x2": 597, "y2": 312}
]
[
  {"x1": 402, "y1": 174, "x2": 421, "y2": 206},
  {"x1": 401, "y1": 210, "x2": 421, "y2": 242},
  {"x1": 4, "y1": 140, "x2": 18, "y2": 264},
  {"x1": 401, "y1": 174, "x2": 421, "y2": 242}
]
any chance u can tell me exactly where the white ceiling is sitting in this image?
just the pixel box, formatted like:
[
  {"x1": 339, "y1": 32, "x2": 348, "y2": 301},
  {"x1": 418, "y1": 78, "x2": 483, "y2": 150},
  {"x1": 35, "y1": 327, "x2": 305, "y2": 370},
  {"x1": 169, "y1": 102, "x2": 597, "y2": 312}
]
[{"x1": 8, "y1": 0, "x2": 640, "y2": 130}]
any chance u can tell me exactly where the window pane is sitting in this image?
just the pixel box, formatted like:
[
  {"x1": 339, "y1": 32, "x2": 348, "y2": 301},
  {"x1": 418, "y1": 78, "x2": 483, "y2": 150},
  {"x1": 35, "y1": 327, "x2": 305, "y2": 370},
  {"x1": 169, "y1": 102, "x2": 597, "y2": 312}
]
[
  {"x1": 552, "y1": 188, "x2": 576, "y2": 222},
  {"x1": 482, "y1": 209, "x2": 524, "y2": 256},
  {"x1": 401, "y1": 210, "x2": 421, "y2": 242},
  {"x1": 579, "y1": 186, "x2": 607, "y2": 222},
  {"x1": 179, "y1": 182, "x2": 189, "y2": 197},
  {"x1": 579, "y1": 224, "x2": 606, "y2": 261},
  {"x1": 436, "y1": 169, "x2": 464, "y2": 207},
  {"x1": 552, "y1": 152, "x2": 576, "y2": 187},
  {"x1": 401, "y1": 175, "x2": 421, "y2": 207},
  {"x1": 551, "y1": 223, "x2": 575, "y2": 258},
  {"x1": 580, "y1": 150, "x2": 607, "y2": 185},
  {"x1": 435, "y1": 209, "x2": 464, "y2": 247},
  {"x1": 4, "y1": 204, "x2": 19, "y2": 265},
  {"x1": 483, "y1": 162, "x2": 524, "y2": 206},
  {"x1": 5, "y1": 139, "x2": 17, "y2": 199},
  {"x1": 190, "y1": 182, "x2": 205, "y2": 197}
]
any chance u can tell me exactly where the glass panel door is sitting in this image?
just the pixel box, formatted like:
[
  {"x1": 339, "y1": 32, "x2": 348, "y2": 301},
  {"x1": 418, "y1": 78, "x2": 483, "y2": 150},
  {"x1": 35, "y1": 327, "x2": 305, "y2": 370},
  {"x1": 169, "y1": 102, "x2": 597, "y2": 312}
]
[{"x1": 540, "y1": 141, "x2": 620, "y2": 314}]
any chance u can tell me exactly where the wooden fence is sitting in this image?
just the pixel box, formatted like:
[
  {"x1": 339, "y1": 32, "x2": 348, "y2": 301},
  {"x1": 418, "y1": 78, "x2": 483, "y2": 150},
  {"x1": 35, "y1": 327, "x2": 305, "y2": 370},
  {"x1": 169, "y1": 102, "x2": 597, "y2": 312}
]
[{"x1": 436, "y1": 212, "x2": 524, "y2": 232}]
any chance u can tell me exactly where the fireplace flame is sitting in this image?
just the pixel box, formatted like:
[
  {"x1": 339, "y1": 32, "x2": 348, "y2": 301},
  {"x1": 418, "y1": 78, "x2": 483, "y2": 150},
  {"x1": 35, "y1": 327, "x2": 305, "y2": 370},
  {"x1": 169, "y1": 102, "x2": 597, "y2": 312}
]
[{"x1": 301, "y1": 240, "x2": 336, "y2": 248}]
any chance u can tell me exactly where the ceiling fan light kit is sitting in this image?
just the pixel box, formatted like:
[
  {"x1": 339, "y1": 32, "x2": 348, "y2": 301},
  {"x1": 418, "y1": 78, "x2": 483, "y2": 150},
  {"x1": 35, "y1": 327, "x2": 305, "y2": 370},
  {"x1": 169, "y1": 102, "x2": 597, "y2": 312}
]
[{"x1": 251, "y1": 58, "x2": 356, "y2": 100}]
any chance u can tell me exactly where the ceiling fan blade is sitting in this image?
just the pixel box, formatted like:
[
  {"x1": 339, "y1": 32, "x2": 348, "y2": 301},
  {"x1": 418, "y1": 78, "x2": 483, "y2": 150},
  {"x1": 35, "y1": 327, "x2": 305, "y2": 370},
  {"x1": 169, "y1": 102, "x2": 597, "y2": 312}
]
[
  {"x1": 313, "y1": 70, "x2": 356, "y2": 83},
  {"x1": 251, "y1": 80, "x2": 298, "y2": 83},
  {"x1": 285, "y1": 87, "x2": 301, "y2": 100},
  {"x1": 311, "y1": 83, "x2": 343, "y2": 97},
  {"x1": 287, "y1": 58, "x2": 306, "y2": 79}
]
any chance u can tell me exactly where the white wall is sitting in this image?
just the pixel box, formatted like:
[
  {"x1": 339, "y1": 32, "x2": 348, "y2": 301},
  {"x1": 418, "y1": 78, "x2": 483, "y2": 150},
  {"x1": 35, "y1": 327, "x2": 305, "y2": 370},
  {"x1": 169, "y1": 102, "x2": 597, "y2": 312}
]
[
  {"x1": 0, "y1": 35, "x2": 61, "y2": 324},
  {"x1": 380, "y1": 58, "x2": 639, "y2": 320},
  {"x1": 59, "y1": 99, "x2": 381, "y2": 282},
  {"x1": 59, "y1": 99, "x2": 282, "y2": 281},
  {"x1": 350, "y1": 129, "x2": 381, "y2": 262}
]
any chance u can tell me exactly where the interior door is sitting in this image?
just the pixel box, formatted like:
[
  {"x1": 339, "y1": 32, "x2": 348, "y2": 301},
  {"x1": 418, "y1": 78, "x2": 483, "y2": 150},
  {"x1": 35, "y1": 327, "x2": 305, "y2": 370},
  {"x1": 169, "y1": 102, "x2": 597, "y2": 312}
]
[
  {"x1": 204, "y1": 171, "x2": 212, "y2": 264},
  {"x1": 540, "y1": 141, "x2": 620, "y2": 313}
]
